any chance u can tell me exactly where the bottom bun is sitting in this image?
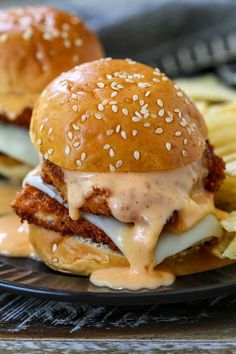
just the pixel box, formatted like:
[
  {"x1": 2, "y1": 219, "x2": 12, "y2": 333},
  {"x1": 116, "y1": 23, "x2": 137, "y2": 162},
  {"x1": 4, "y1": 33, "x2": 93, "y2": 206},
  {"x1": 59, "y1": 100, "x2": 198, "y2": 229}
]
[
  {"x1": 29, "y1": 224, "x2": 234, "y2": 277},
  {"x1": 0, "y1": 154, "x2": 31, "y2": 181}
]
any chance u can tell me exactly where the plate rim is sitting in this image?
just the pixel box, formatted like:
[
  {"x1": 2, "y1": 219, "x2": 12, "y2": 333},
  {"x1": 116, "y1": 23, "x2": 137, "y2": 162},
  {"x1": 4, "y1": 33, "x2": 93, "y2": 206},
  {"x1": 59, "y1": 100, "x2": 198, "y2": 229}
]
[{"x1": 0, "y1": 263, "x2": 236, "y2": 305}]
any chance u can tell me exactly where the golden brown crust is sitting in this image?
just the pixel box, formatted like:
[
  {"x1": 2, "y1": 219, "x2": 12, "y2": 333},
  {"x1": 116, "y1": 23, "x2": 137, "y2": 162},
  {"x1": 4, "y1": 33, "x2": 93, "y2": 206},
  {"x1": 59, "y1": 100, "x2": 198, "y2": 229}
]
[
  {"x1": 31, "y1": 59, "x2": 207, "y2": 172},
  {"x1": 0, "y1": 108, "x2": 32, "y2": 127},
  {"x1": 11, "y1": 185, "x2": 118, "y2": 251},
  {"x1": 203, "y1": 140, "x2": 225, "y2": 193},
  {"x1": 0, "y1": 6, "x2": 104, "y2": 97}
]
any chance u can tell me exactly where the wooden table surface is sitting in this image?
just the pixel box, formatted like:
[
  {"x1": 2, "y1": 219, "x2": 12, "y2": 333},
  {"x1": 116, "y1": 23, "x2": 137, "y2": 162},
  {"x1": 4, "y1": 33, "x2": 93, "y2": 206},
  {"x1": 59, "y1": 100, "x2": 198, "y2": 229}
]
[{"x1": 0, "y1": 292, "x2": 235, "y2": 353}]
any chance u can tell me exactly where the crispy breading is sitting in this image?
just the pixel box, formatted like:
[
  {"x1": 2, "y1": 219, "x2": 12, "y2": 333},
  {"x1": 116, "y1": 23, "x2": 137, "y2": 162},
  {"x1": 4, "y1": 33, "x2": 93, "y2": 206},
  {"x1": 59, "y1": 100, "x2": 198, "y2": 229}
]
[
  {"x1": 0, "y1": 108, "x2": 32, "y2": 127},
  {"x1": 41, "y1": 159, "x2": 111, "y2": 215},
  {"x1": 203, "y1": 140, "x2": 225, "y2": 192},
  {"x1": 11, "y1": 185, "x2": 119, "y2": 251}
]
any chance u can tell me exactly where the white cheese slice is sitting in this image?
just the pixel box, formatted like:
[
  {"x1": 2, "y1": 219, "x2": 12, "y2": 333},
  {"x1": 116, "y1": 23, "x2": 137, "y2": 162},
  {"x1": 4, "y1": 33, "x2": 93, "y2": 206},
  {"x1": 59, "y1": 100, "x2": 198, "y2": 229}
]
[
  {"x1": 83, "y1": 213, "x2": 222, "y2": 264},
  {"x1": 24, "y1": 173, "x2": 223, "y2": 264},
  {"x1": 0, "y1": 122, "x2": 39, "y2": 166}
]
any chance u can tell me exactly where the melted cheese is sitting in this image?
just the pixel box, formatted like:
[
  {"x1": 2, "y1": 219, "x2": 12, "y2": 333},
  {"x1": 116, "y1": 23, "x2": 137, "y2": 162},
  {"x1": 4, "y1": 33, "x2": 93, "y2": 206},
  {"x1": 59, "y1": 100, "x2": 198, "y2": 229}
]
[
  {"x1": 83, "y1": 213, "x2": 222, "y2": 265},
  {"x1": 24, "y1": 161, "x2": 217, "y2": 290},
  {"x1": 0, "y1": 92, "x2": 38, "y2": 120},
  {"x1": 0, "y1": 122, "x2": 39, "y2": 166}
]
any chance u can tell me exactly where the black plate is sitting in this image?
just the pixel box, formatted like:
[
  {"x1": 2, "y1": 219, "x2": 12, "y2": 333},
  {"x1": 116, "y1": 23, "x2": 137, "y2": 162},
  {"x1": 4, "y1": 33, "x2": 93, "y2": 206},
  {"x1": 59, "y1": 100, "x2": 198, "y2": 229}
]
[{"x1": 0, "y1": 255, "x2": 235, "y2": 305}]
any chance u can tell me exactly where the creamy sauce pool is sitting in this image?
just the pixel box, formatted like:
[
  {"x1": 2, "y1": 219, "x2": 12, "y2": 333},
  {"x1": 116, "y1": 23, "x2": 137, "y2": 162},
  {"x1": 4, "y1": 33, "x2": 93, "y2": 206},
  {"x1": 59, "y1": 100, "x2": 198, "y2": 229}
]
[
  {"x1": 0, "y1": 92, "x2": 38, "y2": 120},
  {"x1": 64, "y1": 159, "x2": 215, "y2": 290},
  {"x1": 0, "y1": 182, "x2": 34, "y2": 257},
  {"x1": 0, "y1": 214, "x2": 34, "y2": 258}
]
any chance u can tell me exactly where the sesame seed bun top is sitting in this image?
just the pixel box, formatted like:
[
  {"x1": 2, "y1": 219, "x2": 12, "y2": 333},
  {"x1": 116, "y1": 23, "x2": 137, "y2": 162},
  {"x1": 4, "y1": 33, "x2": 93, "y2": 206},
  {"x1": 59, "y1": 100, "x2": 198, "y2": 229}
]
[
  {"x1": 30, "y1": 58, "x2": 208, "y2": 172},
  {"x1": 0, "y1": 6, "x2": 104, "y2": 96}
]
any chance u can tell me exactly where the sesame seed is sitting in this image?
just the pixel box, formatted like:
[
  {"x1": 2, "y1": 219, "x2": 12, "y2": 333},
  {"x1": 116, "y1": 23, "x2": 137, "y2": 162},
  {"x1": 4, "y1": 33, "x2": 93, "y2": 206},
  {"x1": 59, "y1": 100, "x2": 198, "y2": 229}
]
[
  {"x1": 36, "y1": 51, "x2": 43, "y2": 60},
  {"x1": 44, "y1": 152, "x2": 49, "y2": 160},
  {"x1": 175, "y1": 131, "x2": 182, "y2": 136},
  {"x1": 39, "y1": 124, "x2": 44, "y2": 132},
  {"x1": 158, "y1": 109, "x2": 165, "y2": 117},
  {"x1": 144, "y1": 122, "x2": 151, "y2": 127},
  {"x1": 67, "y1": 131, "x2": 73, "y2": 140},
  {"x1": 153, "y1": 68, "x2": 160, "y2": 75},
  {"x1": 103, "y1": 144, "x2": 110, "y2": 150},
  {"x1": 182, "y1": 150, "x2": 188, "y2": 157},
  {"x1": 0, "y1": 33, "x2": 8, "y2": 43},
  {"x1": 145, "y1": 91, "x2": 151, "y2": 97},
  {"x1": 157, "y1": 99, "x2": 163, "y2": 107},
  {"x1": 52, "y1": 243, "x2": 57, "y2": 253},
  {"x1": 109, "y1": 148, "x2": 115, "y2": 157},
  {"x1": 165, "y1": 117, "x2": 173, "y2": 123},
  {"x1": 37, "y1": 139, "x2": 42, "y2": 145},
  {"x1": 65, "y1": 146, "x2": 71, "y2": 155},
  {"x1": 102, "y1": 99, "x2": 108, "y2": 105},
  {"x1": 43, "y1": 32, "x2": 53, "y2": 41},
  {"x1": 116, "y1": 160, "x2": 123, "y2": 168},
  {"x1": 62, "y1": 23, "x2": 70, "y2": 31},
  {"x1": 165, "y1": 143, "x2": 172, "y2": 151},
  {"x1": 111, "y1": 91, "x2": 118, "y2": 98},
  {"x1": 81, "y1": 152, "x2": 86, "y2": 161},
  {"x1": 112, "y1": 105, "x2": 118, "y2": 113},
  {"x1": 109, "y1": 164, "x2": 116, "y2": 172},
  {"x1": 73, "y1": 54, "x2": 79, "y2": 62},
  {"x1": 117, "y1": 84, "x2": 124, "y2": 89},
  {"x1": 76, "y1": 160, "x2": 82, "y2": 167},
  {"x1": 155, "y1": 127, "x2": 163, "y2": 134},
  {"x1": 64, "y1": 39, "x2": 71, "y2": 48},
  {"x1": 95, "y1": 113, "x2": 103, "y2": 120},
  {"x1": 74, "y1": 38, "x2": 83, "y2": 47},
  {"x1": 184, "y1": 138, "x2": 188, "y2": 145},
  {"x1": 122, "y1": 108, "x2": 128, "y2": 116},
  {"x1": 187, "y1": 127, "x2": 192, "y2": 135},
  {"x1": 139, "y1": 100, "x2": 144, "y2": 106},
  {"x1": 72, "y1": 105, "x2": 78, "y2": 112},
  {"x1": 185, "y1": 98, "x2": 190, "y2": 104},
  {"x1": 98, "y1": 104, "x2": 104, "y2": 111},
  {"x1": 52, "y1": 257, "x2": 58, "y2": 263},
  {"x1": 73, "y1": 142, "x2": 80, "y2": 148},
  {"x1": 177, "y1": 91, "x2": 183, "y2": 97},
  {"x1": 71, "y1": 93, "x2": 78, "y2": 100},
  {"x1": 48, "y1": 128, "x2": 53, "y2": 136},
  {"x1": 81, "y1": 114, "x2": 87, "y2": 122},
  {"x1": 138, "y1": 82, "x2": 151, "y2": 88},
  {"x1": 72, "y1": 124, "x2": 80, "y2": 131},
  {"x1": 132, "y1": 130, "x2": 138, "y2": 136},
  {"x1": 132, "y1": 116, "x2": 141, "y2": 122},
  {"x1": 180, "y1": 118, "x2": 187, "y2": 127},
  {"x1": 121, "y1": 131, "x2": 127, "y2": 140},
  {"x1": 133, "y1": 94, "x2": 139, "y2": 101},
  {"x1": 22, "y1": 28, "x2": 33, "y2": 41},
  {"x1": 97, "y1": 82, "x2": 105, "y2": 88},
  {"x1": 153, "y1": 78, "x2": 160, "y2": 82},
  {"x1": 106, "y1": 129, "x2": 114, "y2": 136},
  {"x1": 135, "y1": 111, "x2": 142, "y2": 119},
  {"x1": 116, "y1": 125, "x2": 121, "y2": 133},
  {"x1": 109, "y1": 101, "x2": 117, "y2": 105},
  {"x1": 174, "y1": 108, "x2": 180, "y2": 113},
  {"x1": 106, "y1": 74, "x2": 113, "y2": 80},
  {"x1": 162, "y1": 76, "x2": 168, "y2": 81},
  {"x1": 134, "y1": 151, "x2": 140, "y2": 160},
  {"x1": 48, "y1": 148, "x2": 54, "y2": 156}
]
